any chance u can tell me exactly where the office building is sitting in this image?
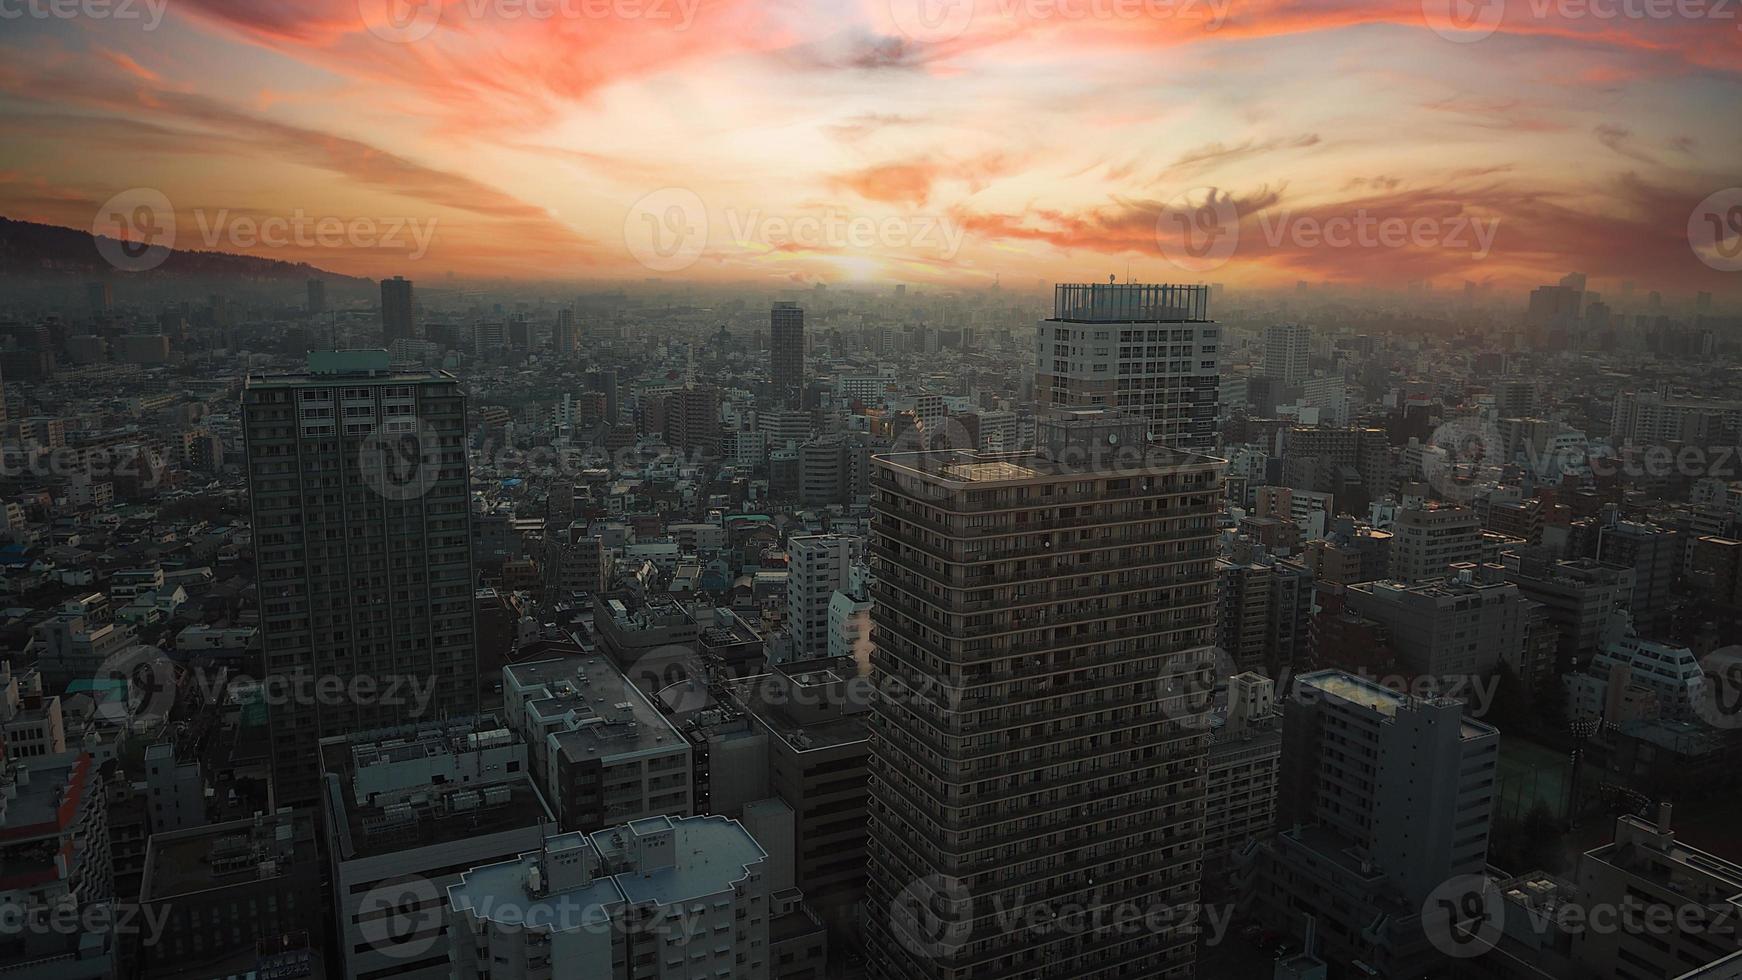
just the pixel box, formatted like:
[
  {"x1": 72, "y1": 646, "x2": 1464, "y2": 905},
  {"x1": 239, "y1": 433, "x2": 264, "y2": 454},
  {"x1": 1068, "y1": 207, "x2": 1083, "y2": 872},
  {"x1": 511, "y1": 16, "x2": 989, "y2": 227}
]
[
  {"x1": 1264, "y1": 322, "x2": 1311, "y2": 384},
  {"x1": 771, "y1": 302, "x2": 805, "y2": 408},
  {"x1": 243, "y1": 350, "x2": 476, "y2": 806},
  {"x1": 501, "y1": 656, "x2": 691, "y2": 832},
  {"x1": 1390, "y1": 503, "x2": 1483, "y2": 585},
  {"x1": 446, "y1": 815, "x2": 772, "y2": 979},
  {"x1": 865, "y1": 412, "x2": 1225, "y2": 980},
  {"x1": 1596, "y1": 520, "x2": 1681, "y2": 633},
  {"x1": 320, "y1": 717, "x2": 556, "y2": 980},
  {"x1": 306, "y1": 277, "x2": 326, "y2": 315},
  {"x1": 1343, "y1": 574, "x2": 1533, "y2": 685},
  {"x1": 722, "y1": 659, "x2": 871, "y2": 931},
  {"x1": 1036, "y1": 282, "x2": 1220, "y2": 449},
  {"x1": 138, "y1": 808, "x2": 319, "y2": 978},
  {"x1": 786, "y1": 534, "x2": 853, "y2": 662},
  {"x1": 381, "y1": 276, "x2": 414, "y2": 344},
  {"x1": 1254, "y1": 671, "x2": 1500, "y2": 978}
]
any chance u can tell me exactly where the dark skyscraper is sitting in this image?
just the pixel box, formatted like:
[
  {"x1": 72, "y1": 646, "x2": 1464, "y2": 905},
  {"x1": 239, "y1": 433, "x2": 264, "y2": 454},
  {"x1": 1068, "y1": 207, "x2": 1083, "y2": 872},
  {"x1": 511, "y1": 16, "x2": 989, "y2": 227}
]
[
  {"x1": 865, "y1": 411, "x2": 1225, "y2": 980},
  {"x1": 242, "y1": 350, "x2": 477, "y2": 807},
  {"x1": 306, "y1": 278, "x2": 326, "y2": 315},
  {"x1": 380, "y1": 275, "x2": 414, "y2": 344},
  {"x1": 771, "y1": 301, "x2": 804, "y2": 408}
]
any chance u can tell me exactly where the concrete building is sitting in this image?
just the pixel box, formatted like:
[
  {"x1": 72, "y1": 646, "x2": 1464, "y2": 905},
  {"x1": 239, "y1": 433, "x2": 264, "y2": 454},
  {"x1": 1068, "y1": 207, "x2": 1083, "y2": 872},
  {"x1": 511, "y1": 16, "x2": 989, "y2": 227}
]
[
  {"x1": 320, "y1": 717, "x2": 556, "y2": 980},
  {"x1": 0, "y1": 752, "x2": 116, "y2": 980},
  {"x1": 138, "y1": 808, "x2": 319, "y2": 978},
  {"x1": 381, "y1": 275, "x2": 414, "y2": 344},
  {"x1": 1391, "y1": 503, "x2": 1484, "y2": 585},
  {"x1": 722, "y1": 659, "x2": 870, "y2": 932},
  {"x1": 1500, "y1": 551, "x2": 1631, "y2": 672},
  {"x1": 771, "y1": 302, "x2": 805, "y2": 408},
  {"x1": 1255, "y1": 671, "x2": 1500, "y2": 979},
  {"x1": 0, "y1": 660, "x2": 65, "y2": 762},
  {"x1": 1036, "y1": 282, "x2": 1220, "y2": 449},
  {"x1": 1203, "y1": 673, "x2": 1282, "y2": 866},
  {"x1": 502, "y1": 656, "x2": 691, "y2": 832},
  {"x1": 1597, "y1": 520, "x2": 1681, "y2": 633},
  {"x1": 864, "y1": 412, "x2": 1224, "y2": 980},
  {"x1": 785, "y1": 534, "x2": 852, "y2": 663},
  {"x1": 1264, "y1": 322, "x2": 1312, "y2": 384},
  {"x1": 243, "y1": 350, "x2": 476, "y2": 806},
  {"x1": 446, "y1": 815, "x2": 772, "y2": 979},
  {"x1": 1343, "y1": 574, "x2": 1532, "y2": 685}
]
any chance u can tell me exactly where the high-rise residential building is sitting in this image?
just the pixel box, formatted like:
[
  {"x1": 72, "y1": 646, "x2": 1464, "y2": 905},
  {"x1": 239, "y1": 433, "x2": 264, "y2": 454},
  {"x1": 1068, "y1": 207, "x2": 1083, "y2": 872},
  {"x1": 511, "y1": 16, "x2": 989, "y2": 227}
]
[
  {"x1": 1499, "y1": 551, "x2": 1631, "y2": 672},
  {"x1": 0, "y1": 752, "x2": 116, "y2": 979},
  {"x1": 243, "y1": 350, "x2": 476, "y2": 807},
  {"x1": 1035, "y1": 282, "x2": 1221, "y2": 450},
  {"x1": 865, "y1": 410, "x2": 1225, "y2": 980},
  {"x1": 771, "y1": 302, "x2": 805, "y2": 408},
  {"x1": 1203, "y1": 673, "x2": 1282, "y2": 867},
  {"x1": 1255, "y1": 670, "x2": 1500, "y2": 978},
  {"x1": 380, "y1": 276, "x2": 414, "y2": 344},
  {"x1": 1610, "y1": 389, "x2": 1742, "y2": 446},
  {"x1": 786, "y1": 534, "x2": 853, "y2": 662},
  {"x1": 1390, "y1": 503, "x2": 1483, "y2": 584},
  {"x1": 662, "y1": 384, "x2": 721, "y2": 455},
  {"x1": 446, "y1": 815, "x2": 772, "y2": 979},
  {"x1": 1264, "y1": 322, "x2": 1311, "y2": 384},
  {"x1": 306, "y1": 277, "x2": 326, "y2": 315}
]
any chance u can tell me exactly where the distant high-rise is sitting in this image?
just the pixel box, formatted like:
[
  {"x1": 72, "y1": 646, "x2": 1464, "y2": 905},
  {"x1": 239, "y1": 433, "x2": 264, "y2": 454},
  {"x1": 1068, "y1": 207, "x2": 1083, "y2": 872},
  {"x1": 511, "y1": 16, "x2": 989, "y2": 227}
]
[
  {"x1": 380, "y1": 275, "x2": 414, "y2": 344},
  {"x1": 306, "y1": 278, "x2": 326, "y2": 315},
  {"x1": 553, "y1": 308, "x2": 575, "y2": 352},
  {"x1": 770, "y1": 302, "x2": 805, "y2": 408},
  {"x1": 865, "y1": 412, "x2": 1225, "y2": 980},
  {"x1": 1264, "y1": 322, "x2": 1311, "y2": 385},
  {"x1": 86, "y1": 280, "x2": 112, "y2": 315},
  {"x1": 1036, "y1": 282, "x2": 1220, "y2": 449},
  {"x1": 242, "y1": 350, "x2": 476, "y2": 807}
]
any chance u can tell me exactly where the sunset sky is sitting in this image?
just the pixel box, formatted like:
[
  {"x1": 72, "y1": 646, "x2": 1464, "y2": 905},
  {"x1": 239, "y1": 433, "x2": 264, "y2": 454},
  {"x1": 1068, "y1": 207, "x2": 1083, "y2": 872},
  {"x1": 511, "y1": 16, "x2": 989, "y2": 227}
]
[{"x1": 2, "y1": 0, "x2": 1738, "y2": 295}]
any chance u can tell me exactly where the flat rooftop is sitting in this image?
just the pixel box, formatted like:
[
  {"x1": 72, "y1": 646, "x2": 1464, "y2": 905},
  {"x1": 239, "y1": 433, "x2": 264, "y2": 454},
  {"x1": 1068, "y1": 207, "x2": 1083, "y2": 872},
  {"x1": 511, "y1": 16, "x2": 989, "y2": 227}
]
[
  {"x1": 143, "y1": 811, "x2": 313, "y2": 899},
  {"x1": 447, "y1": 815, "x2": 765, "y2": 927},
  {"x1": 509, "y1": 656, "x2": 687, "y2": 762},
  {"x1": 720, "y1": 659, "x2": 870, "y2": 753},
  {"x1": 873, "y1": 447, "x2": 1223, "y2": 487}
]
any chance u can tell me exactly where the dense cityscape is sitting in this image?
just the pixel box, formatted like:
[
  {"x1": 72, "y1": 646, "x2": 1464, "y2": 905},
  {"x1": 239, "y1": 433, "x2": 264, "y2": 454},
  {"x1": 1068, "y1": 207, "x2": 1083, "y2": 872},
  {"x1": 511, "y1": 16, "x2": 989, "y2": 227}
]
[{"x1": 2, "y1": 3, "x2": 1742, "y2": 980}]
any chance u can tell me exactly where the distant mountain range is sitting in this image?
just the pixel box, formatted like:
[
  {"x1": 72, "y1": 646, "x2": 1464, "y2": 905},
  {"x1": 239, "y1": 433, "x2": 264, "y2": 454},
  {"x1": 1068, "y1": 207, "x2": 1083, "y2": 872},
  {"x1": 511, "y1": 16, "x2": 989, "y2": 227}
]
[{"x1": 0, "y1": 216, "x2": 374, "y2": 287}]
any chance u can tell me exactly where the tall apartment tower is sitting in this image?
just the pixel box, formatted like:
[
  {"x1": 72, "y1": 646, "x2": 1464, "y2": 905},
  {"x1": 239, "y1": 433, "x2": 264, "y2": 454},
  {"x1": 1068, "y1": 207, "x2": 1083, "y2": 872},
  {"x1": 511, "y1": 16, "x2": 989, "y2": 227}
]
[
  {"x1": 1036, "y1": 282, "x2": 1220, "y2": 450},
  {"x1": 306, "y1": 278, "x2": 326, "y2": 315},
  {"x1": 380, "y1": 275, "x2": 414, "y2": 344},
  {"x1": 1264, "y1": 322, "x2": 1311, "y2": 384},
  {"x1": 243, "y1": 350, "x2": 477, "y2": 807},
  {"x1": 865, "y1": 410, "x2": 1226, "y2": 980},
  {"x1": 770, "y1": 302, "x2": 805, "y2": 408},
  {"x1": 786, "y1": 534, "x2": 852, "y2": 662},
  {"x1": 1256, "y1": 670, "x2": 1500, "y2": 976}
]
